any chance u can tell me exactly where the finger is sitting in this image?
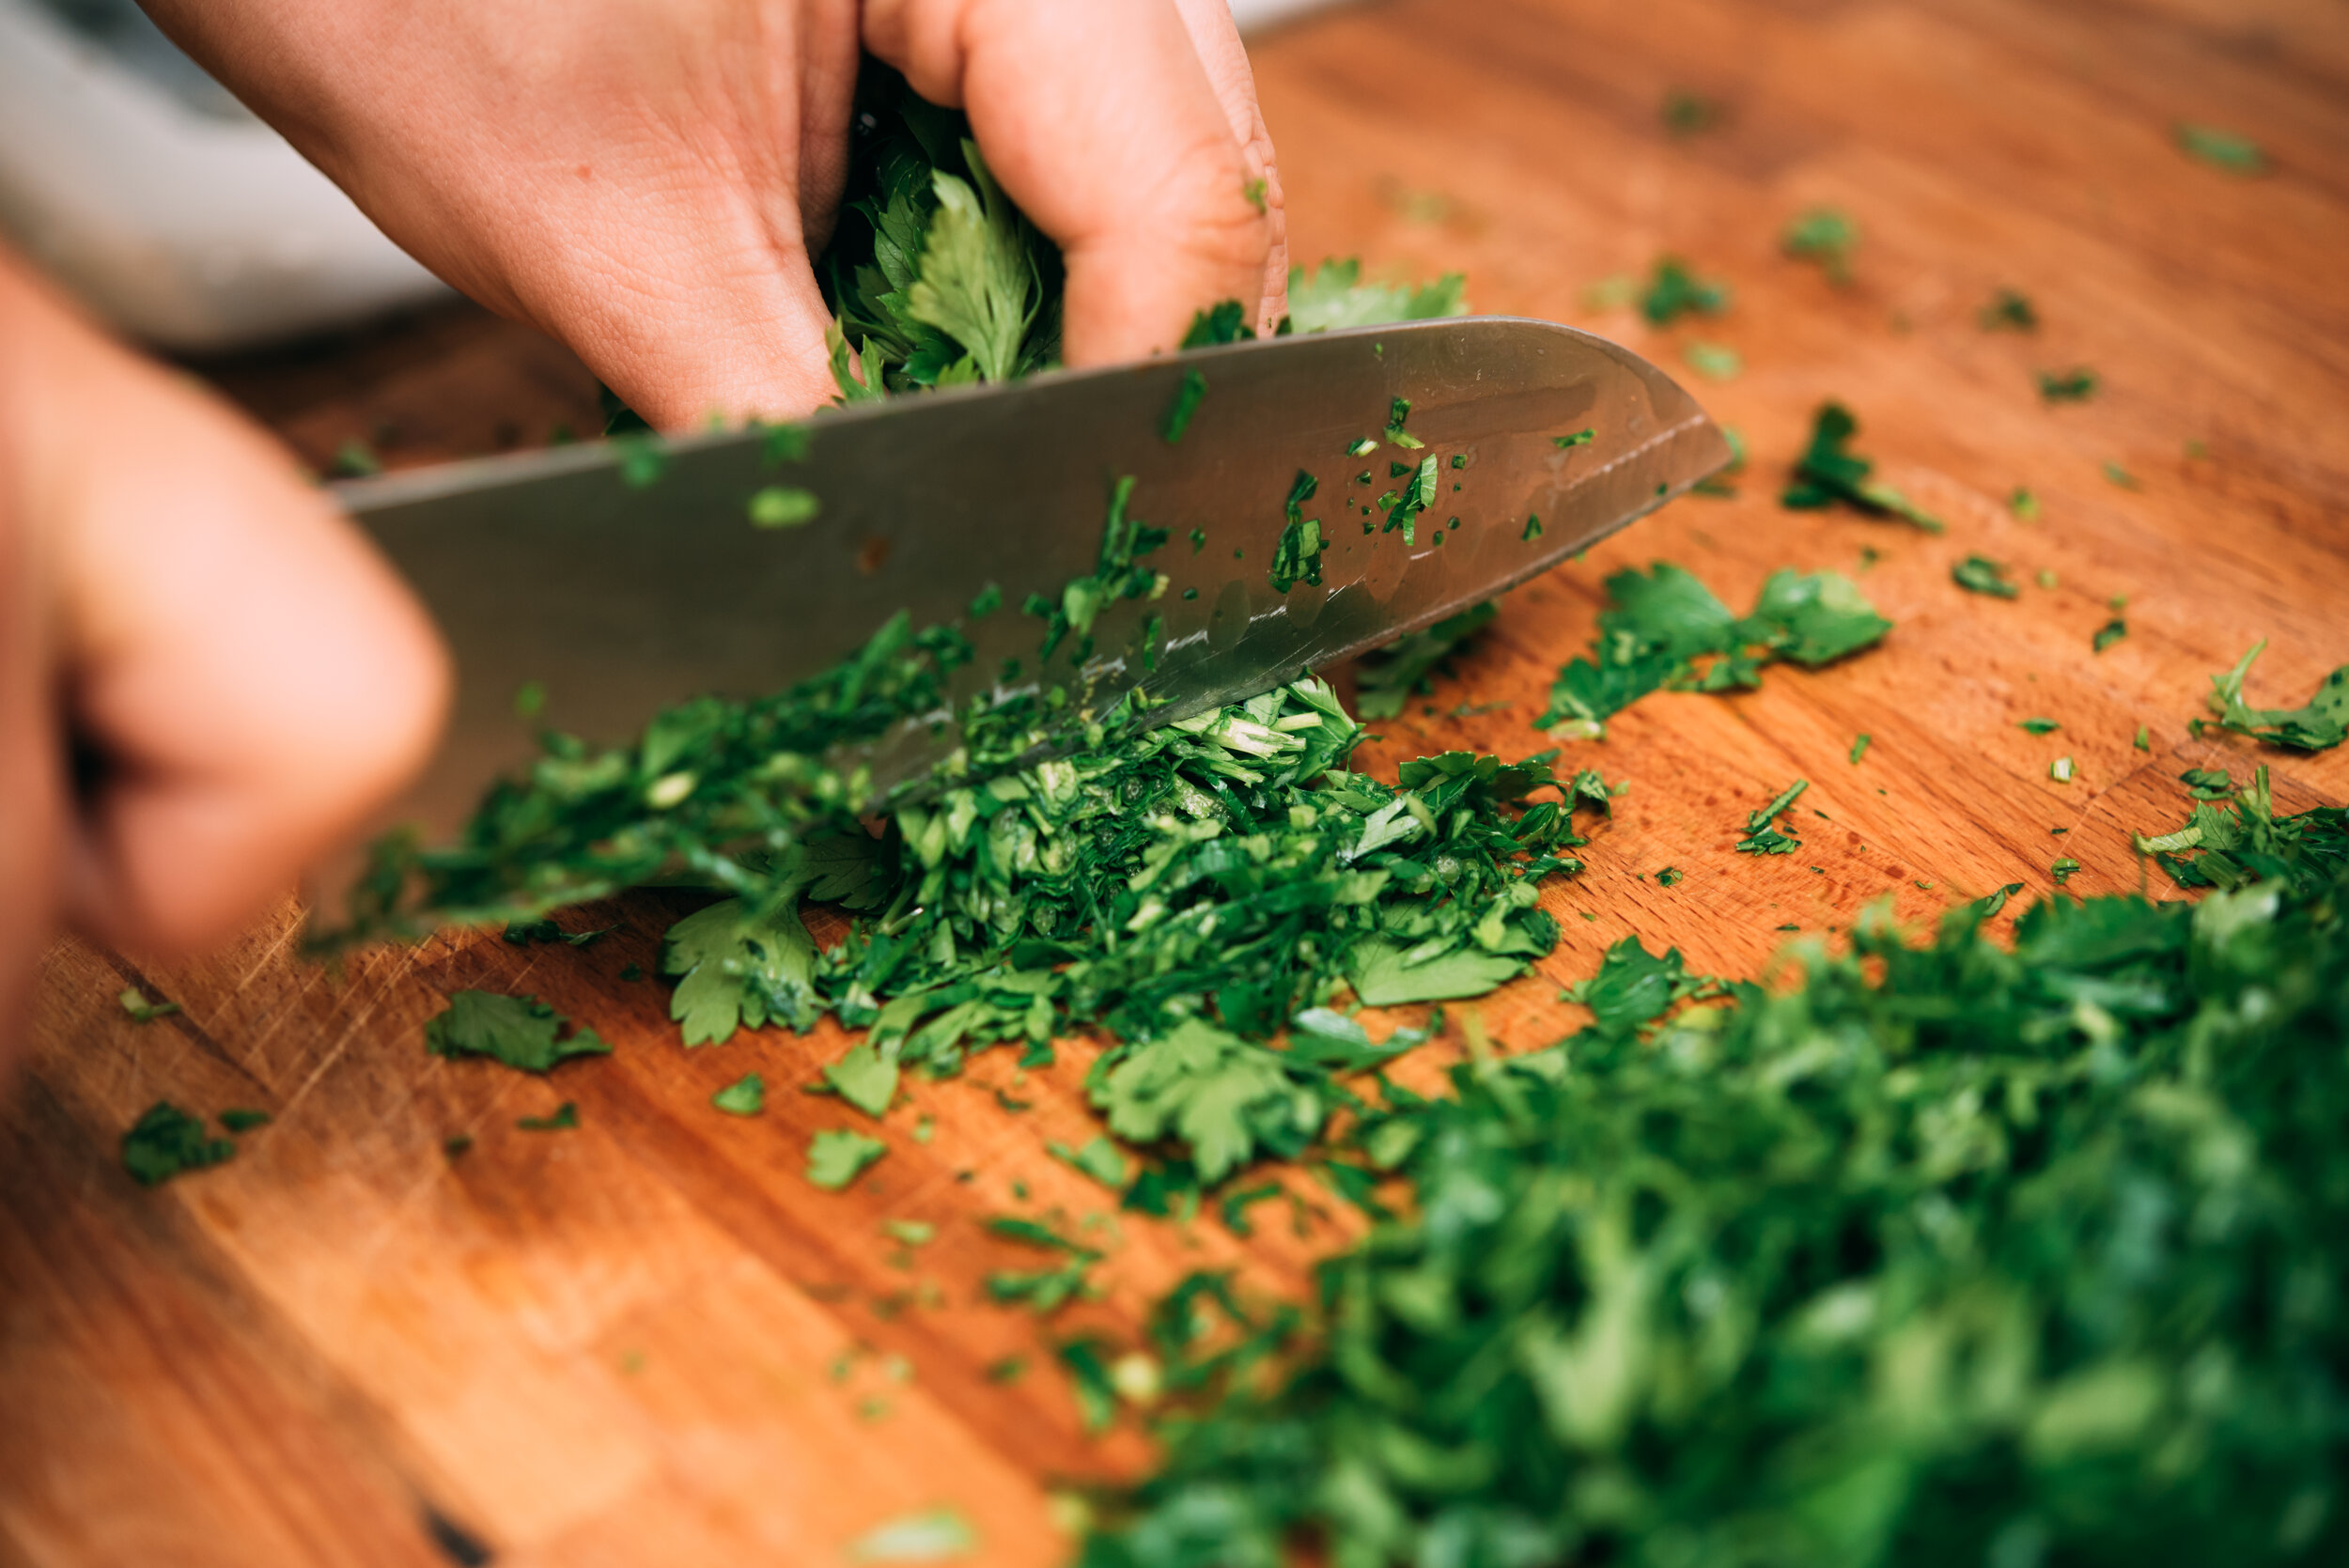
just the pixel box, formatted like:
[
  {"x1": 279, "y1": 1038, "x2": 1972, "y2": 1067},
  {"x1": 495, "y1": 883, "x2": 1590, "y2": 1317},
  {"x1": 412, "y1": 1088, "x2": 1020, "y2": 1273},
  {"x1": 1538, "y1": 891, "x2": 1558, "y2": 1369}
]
[
  {"x1": 1168, "y1": 0, "x2": 1289, "y2": 334},
  {"x1": 0, "y1": 256, "x2": 451, "y2": 956},
  {"x1": 141, "y1": 0, "x2": 858, "y2": 431},
  {"x1": 0, "y1": 432, "x2": 62, "y2": 1059},
  {"x1": 867, "y1": 0, "x2": 1274, "y2": 365}
]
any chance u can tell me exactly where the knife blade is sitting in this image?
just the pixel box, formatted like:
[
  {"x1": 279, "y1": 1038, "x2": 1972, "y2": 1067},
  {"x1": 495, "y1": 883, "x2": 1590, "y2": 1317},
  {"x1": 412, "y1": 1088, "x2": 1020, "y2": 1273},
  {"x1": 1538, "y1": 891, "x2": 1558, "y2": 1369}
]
[{"x1": 333, "y1": 316, "x2": 1728, "y2": 854}]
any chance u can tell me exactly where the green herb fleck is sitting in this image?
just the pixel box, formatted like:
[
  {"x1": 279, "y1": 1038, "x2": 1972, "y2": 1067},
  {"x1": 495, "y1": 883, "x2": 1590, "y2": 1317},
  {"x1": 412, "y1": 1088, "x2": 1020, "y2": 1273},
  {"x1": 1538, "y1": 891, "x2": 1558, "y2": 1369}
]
[
  {"x1": 2194, "y1": 641, "x2": 2347, "y2": 751},
  {"x1": 122, "y1": 1101, "x2": 233, "y2": 1186},
  {"x1": 2174, "y1": 123, "x2": 2267, "y2": 175},
  {"x1": 1641, "y1": 257, "x2": 1731, "y2": 325},
  {"x1": 847, "y1": 1507, "x2": 979, "y2": 1562},
  {"x1": 1539, "y1": 564, "x2": 1890, "y2": 735},
  {"x1": 1781, "y1": 402, "x2": 1944, "y2": 530},
  {"x1": 517, "y1": 1102, "x2": 579, "y2": 1132},
  {"x1": 2037, "y1": 367, "x2": 2099, "y2": 403},
  {"x1": 808, "y1": 1129, "x2": 888, "y2": 1190},
  {"x1": 2019, "y1": 717, "x2": 2061, "y2": 735},
  {"x1": 711, "y1": 1073, "x2": 766, "y2": 1116},
  {"x1": 424, "y1": 991, "x2": 612, "y2": 1074},
  {"x1": 1161, "y1": 368, "x2": 1208, "y2": 443},
  {"x1": 117, "y1": 986, "x2": 181, "y2": 1023},
  {"x1": 2093, "y1": 617, "x2": 2128, "y2": 653},
  {"x1": 1682, "y1": 340, "x2": 1742, "y2": 381},
  {"x1": 1952, "y1": 554, "x2": 2020, "y2": 598},
  {"x1": 1782, "y1": 207, "x2": 1859, "y2": 283},
  {"x1": 748, "y1": 486, "x2": 821, "y2": 528},
  {"x1": 1849, "y1": 733, "x2": 1872, "y2": 765},
  {"x1": 1735, "y1": 778, "x2": 1810, "y2": 855},
  {"x1": 1978, "y1": 288, "x2": 2038, "y2": 331},
  {"x1": 218, "y1": 1109, "x2": 271, "y2": 1133}
]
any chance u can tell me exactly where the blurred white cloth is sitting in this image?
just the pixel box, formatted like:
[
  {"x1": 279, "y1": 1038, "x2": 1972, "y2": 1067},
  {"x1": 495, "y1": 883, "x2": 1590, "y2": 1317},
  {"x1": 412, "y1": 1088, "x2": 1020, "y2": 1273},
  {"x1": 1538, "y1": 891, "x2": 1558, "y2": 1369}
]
[{"x1": 0, "y1": 0, "x2": 448, "y2": 351}]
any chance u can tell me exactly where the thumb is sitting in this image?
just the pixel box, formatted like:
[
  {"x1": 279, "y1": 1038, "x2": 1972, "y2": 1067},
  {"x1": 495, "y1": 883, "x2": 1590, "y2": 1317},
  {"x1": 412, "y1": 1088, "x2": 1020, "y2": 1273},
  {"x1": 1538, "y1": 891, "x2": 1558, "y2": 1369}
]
[
  {"x1": 0, "y1": 251, "x2": 450, "y2": 959},
  {"x1": 869, "y1": 0, "x2": 1276, "y2": 365}
]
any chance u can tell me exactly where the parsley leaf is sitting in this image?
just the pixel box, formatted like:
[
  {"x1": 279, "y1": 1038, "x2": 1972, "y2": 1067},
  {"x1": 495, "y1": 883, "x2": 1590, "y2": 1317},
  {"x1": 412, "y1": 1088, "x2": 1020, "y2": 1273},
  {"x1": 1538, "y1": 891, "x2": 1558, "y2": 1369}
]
[
  {"x1": 1639, "y1": 257, "x2": 1731, "y2": 324},
  {"x1": 1782, "y1": 207, "x2": 1859, "y2": 282},
  {"x1": 424, "y1": 991, "x2": 612, "y2": 1073},
  {"x1": 1735, "y1": 778, "x2": 1809, "y2": 855},
  {"x1": 2195, "y1": 641, "x2": 2348, "y2": 751},
  {"x1": 807, "y1": 1129, "x2": 888, "y2": 1190},
  {"x1": 1285, "y1": 259, "x2": 1467, "y2": 332},
  {"x1": 1978, "y1": 288, "x2": 2038, "y2": 331},
  {"x1": 117, "y1": 986, "x2": 180, "y2": 1023},
  {"x1": 1781, "y1": 402, "x2": 1945, "y2": 530},
  {"x1": 1538, "y1": 564, "x2": 1890, "y2": 733},
  {"x1": 711, "y1": 1073, "x2": 766, "y2": 1116},
  {"x1": 2037, "y1": 366, "x2": 2099, "y2": 403},
  {"x1": 516, "y1": 1102, "x2": 579, "y2": 1132},
  {"x1": 1160, "y1": 367, "x2": 1208, "y2": 443},
  {"x1": 1952, "y1": 554, "x2": 2020, "y2": 598},
  {"x1": 122, "y1": 1101, "x2": 234, "y2": 1186},
  {"x1": 2174, "y1": 123, "x2": 2268, "y2": 175}
]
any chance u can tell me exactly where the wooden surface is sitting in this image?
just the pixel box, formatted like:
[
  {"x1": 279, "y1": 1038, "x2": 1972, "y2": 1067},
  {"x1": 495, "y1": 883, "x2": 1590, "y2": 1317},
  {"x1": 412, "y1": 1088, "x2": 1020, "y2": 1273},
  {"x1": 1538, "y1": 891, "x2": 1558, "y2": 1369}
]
[{"x1": 9, "y1": 1, "x2": 2349, "y2": 1563}]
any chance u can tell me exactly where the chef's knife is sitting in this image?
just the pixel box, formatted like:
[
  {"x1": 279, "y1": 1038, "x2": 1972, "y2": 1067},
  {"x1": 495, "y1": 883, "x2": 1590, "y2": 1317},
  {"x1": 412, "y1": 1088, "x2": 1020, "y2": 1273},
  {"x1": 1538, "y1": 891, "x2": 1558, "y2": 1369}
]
[{"x1": 332, "y1": 317, "x2": 1729, "y2": 862}]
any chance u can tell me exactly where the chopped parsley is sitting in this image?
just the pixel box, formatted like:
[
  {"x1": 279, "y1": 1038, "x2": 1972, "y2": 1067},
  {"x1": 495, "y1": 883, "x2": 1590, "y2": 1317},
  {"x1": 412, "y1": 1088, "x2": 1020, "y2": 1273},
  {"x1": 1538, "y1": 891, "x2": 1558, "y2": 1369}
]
[
  {"x1": 2036, "y1": 366, "x2": 2099, "y2": 403},
  {"x1": 1660, "y1": 89, "x2": 1723, "y2": 135},
  {"x1": 516, "y1": 1102, "x2": 579, "y2": 1132},
  {"x1": 1285, "y1": 258, "x2": 1466, "y2": 332},
  {"x1": 1656, "y1": 866, "x2": 1684, "y2": 886},
  {"x1": 1734, "y1": 778, "x2": 1809, "y2": 855},
  {"x1": 218, "y1": 1109, "x2": 271, "y2": 1133},
  {"x1": 424, "y1": 991, "x2": 612, "y2": 1073},
  {"x1": 1978, "y1": 288, "x2": 2038, "y2": 331},
  {"x1": 121, "y1": 1101, "x2": 234, "y2": 1186},
  {"x1": 2174, "y1": 123, "x2": 2268, "y2": 175},
  {"x1": 2051, "y1": 857, "x2": 2080, "y2": 885},
  {"x1": 1538, "y1": 563, "x2": 1890, "y2": 735},
  {"x1": 1553, "y1": 428, "x2": 1595, "y2": 449},
  {"x1": 711, "y1": 1073, "x2": 766, "y2": 1116},
  {"x1": 1159, "y1": 368, "x2": 1208, "y2": 443},
  {"x1": 1639, "y1": 257, "x2": 1731, "y2": 325},
  {"x1": 2093, "y1": 617, "x2": 2128, "y2": 653},
  {"x1": 1781, "y1": 207, "x2": 1859, "y2": 282},
  {"x1": 1681, "y1": 340, "x2": 1741, "y2": 381},
  {"x1": 1782, "y1": 402, "x2": 1945, "y2": 530},
  {"x1": 2010, "y1": 486, "x2": 2040, "y2": 520},
  {"x1": 2195, "y1": 642, "x2": 2348, "y2": 751},
  {"x1": 1848, "y1": 733, "x2": 1871, "y2": 764},
  {"x1": 1088, "y1": 787, "x2": 2349, "y2": 1568},
  {"x1": 846, "y1": 1507, "x2": 978, "y2": 1563},
  {"x1": 117, "y1": 986, "x2": 180, "y2": 1023},
  {"x1": 1952, "y1": 553, "x2": 2020, "y2": 598},
  {"x1": 747, "y1": 486, "x2": 821, "y2": 528},
  {"x1": 2019, "y1": 717, "x2": 2061, "y2": 735},
  {"x1": 807, "y1": 1129, "x2": 887, "y2": 1191}
]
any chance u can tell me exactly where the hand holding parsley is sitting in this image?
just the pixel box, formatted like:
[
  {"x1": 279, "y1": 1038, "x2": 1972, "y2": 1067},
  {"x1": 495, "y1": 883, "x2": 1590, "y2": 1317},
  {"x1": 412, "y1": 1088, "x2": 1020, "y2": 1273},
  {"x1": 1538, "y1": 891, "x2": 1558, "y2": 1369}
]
[
  {"x1": 0, "y1": 252, "x2": 447, "y2": 1051},
  {"x1": 141, "y1": 0, "x2": 1286, "y2": 427}
]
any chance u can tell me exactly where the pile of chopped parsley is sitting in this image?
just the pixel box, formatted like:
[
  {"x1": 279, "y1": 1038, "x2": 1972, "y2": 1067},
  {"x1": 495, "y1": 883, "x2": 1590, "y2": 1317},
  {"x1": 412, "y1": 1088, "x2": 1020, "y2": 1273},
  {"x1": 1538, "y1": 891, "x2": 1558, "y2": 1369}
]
[
  {"x1": 1082, "y1": 772, "x2": 2349, "y2": 1566},
  {"x1": 665, "y1": 677, "x2": 1598, "y2": 1181}
]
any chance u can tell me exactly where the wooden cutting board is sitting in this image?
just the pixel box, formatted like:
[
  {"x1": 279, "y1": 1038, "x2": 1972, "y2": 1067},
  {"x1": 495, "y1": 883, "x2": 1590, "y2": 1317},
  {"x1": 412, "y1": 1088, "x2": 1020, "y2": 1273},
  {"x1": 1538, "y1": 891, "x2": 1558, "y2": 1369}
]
[{"x1": 8, "y1": 1, "x2": 2346, "y2": 1563}]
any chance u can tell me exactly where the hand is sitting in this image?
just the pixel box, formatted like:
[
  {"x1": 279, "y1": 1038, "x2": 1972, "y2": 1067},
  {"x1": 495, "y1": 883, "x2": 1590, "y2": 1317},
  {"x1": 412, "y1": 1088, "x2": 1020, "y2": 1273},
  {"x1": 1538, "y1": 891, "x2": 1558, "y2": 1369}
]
[
  {"x1": 0, "y1": 252, "x2": 447, "y2": 1047},
  {"x1": 142, "y1": 0, "x2": 1287, "y2": 430}
]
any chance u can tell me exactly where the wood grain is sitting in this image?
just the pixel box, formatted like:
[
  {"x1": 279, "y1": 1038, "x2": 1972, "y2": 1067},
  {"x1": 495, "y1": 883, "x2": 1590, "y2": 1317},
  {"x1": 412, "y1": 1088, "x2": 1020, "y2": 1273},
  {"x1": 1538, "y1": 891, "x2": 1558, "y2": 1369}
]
[{"x1": 8, "y1": 1, "x2": 2347, "y2": 1562}]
